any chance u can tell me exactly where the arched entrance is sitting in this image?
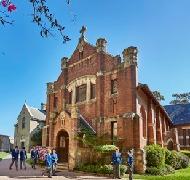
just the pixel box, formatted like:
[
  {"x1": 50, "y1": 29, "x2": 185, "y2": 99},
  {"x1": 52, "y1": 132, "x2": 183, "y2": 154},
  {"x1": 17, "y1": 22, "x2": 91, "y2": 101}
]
[
  {"x1": 56, "y1": 130, "x2": 69, "y2": 163},
  {"x1": 167, "y1": 139, "x2": 174, "y2": 150}
]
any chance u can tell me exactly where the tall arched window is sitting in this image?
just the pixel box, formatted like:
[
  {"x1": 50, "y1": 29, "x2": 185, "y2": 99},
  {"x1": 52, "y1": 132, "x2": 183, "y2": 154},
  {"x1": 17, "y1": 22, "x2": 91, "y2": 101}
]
[
  {"x1": 141, "y1": 106, "x2": 147, "y2": 138},
  {"x1": 22, "y1": 117, "x2": 25, "y2": 129}
]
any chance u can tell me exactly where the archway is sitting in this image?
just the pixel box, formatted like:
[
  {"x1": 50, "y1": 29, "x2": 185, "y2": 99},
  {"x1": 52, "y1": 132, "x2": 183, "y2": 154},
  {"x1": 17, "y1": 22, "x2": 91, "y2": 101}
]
[
  {"x1": 167, "y1": 139, "x2": 174, "y2": 150},
  {"x1": 56, "y1": 130, "x2": 69, "y2": 163}
]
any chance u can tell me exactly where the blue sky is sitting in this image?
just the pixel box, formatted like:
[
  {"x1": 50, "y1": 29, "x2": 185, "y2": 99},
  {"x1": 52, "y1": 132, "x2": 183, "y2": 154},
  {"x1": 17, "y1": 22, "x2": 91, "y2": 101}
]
[{"x1": 0, "y1": 0, "x2": 190, "y2": 137}]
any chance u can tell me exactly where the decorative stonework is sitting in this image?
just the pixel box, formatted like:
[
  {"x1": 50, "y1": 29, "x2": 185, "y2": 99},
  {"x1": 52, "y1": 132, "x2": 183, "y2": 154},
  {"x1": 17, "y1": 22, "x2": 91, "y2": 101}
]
[
  {"x1": 61, "y1": 57, "x2": 68, "y2": 70},
  {"x1": 122, "y1": 46, "x2": 138, "y2": 67},
  {"x1": 96, "y1": 38, "x2": 107, "y2": 52},
  {"x1": 123, "y1": 112, "x2": 139, "y2": 119},
  {"x1": 47, "y1": 82, "x2": 54, "y2": 94}
]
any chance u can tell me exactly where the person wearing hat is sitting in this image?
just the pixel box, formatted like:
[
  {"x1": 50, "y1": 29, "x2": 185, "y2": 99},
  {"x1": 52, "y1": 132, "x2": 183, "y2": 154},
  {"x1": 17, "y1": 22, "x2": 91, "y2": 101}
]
[{"x1": 112, "y1": 147, "x2": 122, "y2": 179}]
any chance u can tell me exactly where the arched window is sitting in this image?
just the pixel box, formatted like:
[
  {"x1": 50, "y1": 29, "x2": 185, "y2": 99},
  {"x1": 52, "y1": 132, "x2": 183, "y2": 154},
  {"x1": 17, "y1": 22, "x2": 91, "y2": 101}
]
[
  {"x1": 141, "y1": 106, "x2": 147, "y2": 138},
  {"x1": 22, "y1": 117, "x2": 25, "y2": 129},
  {"x1": 60, "y1": 136, "x2": 66, "y2": 147}
]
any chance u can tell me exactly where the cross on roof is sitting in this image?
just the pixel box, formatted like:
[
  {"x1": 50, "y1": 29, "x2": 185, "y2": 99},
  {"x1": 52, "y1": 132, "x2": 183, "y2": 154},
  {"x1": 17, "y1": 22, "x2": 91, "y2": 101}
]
[{"x1": 80, "y1": 26, "x2": 87, "y2": 38}]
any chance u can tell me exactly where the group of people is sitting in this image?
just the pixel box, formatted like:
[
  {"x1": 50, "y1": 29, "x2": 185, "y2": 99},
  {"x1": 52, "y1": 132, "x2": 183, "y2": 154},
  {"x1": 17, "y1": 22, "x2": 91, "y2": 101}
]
[
  {"x1": 9, "y1": 145, "x2": 132, "y2": 179},
  {"x1": 112, "y1": 147, "x2": 134, "y2": 180},
  {"x1": 9, "y1": 146, "x2": 27, "y2": 171},
  {"x1": 9, "y1": 146, "x2": 58, "y2": 178}
]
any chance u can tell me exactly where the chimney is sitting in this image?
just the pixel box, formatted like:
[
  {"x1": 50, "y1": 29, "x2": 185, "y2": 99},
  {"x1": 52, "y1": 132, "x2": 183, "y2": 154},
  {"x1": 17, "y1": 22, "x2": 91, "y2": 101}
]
[
  {"x1": 41, "y1": 103, "x2": 46, "y2": 111},
  {"x1": 61, "y1": 57, "x2": 68, "y2": 70},
  {"x1": 96, "y1": 38, "x2": 107, "y2": 53}
]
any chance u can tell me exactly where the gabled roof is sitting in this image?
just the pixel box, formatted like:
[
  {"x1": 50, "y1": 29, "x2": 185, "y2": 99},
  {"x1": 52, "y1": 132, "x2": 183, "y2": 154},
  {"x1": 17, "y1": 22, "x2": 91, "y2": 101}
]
[
  {"x1": 164, "y1": 104, "x2": 190, "y2": 125},
  {"x1": 25, "y1": 103, "x2": 46, "y2": 121}
]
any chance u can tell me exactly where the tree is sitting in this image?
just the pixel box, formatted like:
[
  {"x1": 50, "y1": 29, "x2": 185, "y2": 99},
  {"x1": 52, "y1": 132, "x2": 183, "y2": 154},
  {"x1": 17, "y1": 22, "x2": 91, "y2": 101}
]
[
  {"x1": 170, "y1": 92, "x2": 190, "y2": 105},
  {"x1": 152, "y1": 91, "x2": 165, "y2": 102},
  {"x1": 0, "y1": 0, "x2": 71, "y2": 43}
]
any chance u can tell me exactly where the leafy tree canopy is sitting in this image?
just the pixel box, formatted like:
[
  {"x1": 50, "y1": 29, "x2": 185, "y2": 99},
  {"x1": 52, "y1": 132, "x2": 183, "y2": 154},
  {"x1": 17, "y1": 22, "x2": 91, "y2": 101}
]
[
  {"x1": 152, "y1": 91, "x2": 165, "y2": 102},
  {"x1": 170, "y1": 92, "x2": 190, "y2": 105}
]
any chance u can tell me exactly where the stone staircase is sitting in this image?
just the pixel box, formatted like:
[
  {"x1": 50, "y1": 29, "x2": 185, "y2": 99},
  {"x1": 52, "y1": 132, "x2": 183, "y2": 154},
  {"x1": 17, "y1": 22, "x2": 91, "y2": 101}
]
[{"x1": 56, "y1": 162, "x2": 68, "y2": 171}]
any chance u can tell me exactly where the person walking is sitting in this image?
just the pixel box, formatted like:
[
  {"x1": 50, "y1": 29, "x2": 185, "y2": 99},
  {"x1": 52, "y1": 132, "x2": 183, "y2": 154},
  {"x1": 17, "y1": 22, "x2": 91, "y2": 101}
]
[
  {"x1": 51, "y1": 149, "x2": 58, "y2": 176},
  {"x1": 20, "y1": 147, "x2": 27, "y2": 170},
  {"x1": 31, "y1": 146, "x2": 38, "y2": 169},
  {"x1": 9, "y1": 146, "x2": 19, "y2": 171},
  {"x1": 127, "y1": 150, "x2": 134, "y2": 180},
  {"x1": 43, "y1": 149, "x2": 53, "y2": 178},
  {"x1": 112, "y1": 147, "x2": 122, "y2": 179}
]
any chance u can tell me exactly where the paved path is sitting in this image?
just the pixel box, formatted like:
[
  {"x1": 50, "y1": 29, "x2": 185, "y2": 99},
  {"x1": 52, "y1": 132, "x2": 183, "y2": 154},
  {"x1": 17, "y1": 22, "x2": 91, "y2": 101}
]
[{"x1": 0, "y1": 154, "x2": 118, "y2": 180}]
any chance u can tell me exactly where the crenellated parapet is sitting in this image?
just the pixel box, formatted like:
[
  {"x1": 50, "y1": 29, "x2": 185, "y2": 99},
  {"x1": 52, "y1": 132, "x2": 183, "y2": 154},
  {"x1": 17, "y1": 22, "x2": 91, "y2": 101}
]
[
  {"x1": 122, "y1": 46, "x2": 138, "y2": 67},
  {"x1": 47, "y1": 82, "x2": 54, "y2": 94}
]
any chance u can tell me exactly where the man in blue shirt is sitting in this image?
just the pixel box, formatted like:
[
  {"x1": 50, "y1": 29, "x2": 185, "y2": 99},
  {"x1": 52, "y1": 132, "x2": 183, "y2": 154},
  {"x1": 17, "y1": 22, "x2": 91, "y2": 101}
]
[
  {"x1": 20, "y1": 147, "x2": 27, "y2": 170},
  {"x1": 127, "y1": 150, "x2": 134, "y2": 180},
  {"x1": 51, "y1": 149, "x2": 58, "y2": 176},
  {"x1": 112, "y1": 147, "x2": 122, "y2": 179},
  {"x1": 44, "y1": 149, "x2": 53, "y2": 178},
  {"x1": 9, "y1": 146, "x2": 19, "y2": 171}
]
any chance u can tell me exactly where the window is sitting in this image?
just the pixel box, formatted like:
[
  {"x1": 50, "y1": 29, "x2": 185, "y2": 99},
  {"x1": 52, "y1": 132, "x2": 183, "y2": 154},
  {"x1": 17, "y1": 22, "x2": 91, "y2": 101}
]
[
  {"x1": 54, "y1": 96, "x2": 58, "y2": 108},
  {"x1": 111, "y1": 79, "x2": 118, "y2": 94},
  {"x1": 111, "y1": 121, "x2": 117, "y2": 143},
  {"x1": 68, "y1": 91, "x2": 72, "y2": 104},
  {"x1": 90, "y1": 83, "x2": 96, "y2": 99},
  {"x1": 76, "y1": 84, "x2": 87, "y2": 102},
  {"x1": 79, "y1": 51, "x2": 84, "y2": 60},
  {"x1": 22, "y1": 117, "x2": 25, "y2": 129},
  {"x1": 183, "y1": 129, "x2": 186, "y2": 146},
  {"x1": 60, "y1": 136, "x2": 66, "y2": 147}
]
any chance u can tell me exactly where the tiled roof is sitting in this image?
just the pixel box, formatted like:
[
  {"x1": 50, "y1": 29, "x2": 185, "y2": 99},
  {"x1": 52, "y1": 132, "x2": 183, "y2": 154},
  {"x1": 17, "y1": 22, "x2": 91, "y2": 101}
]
[
  {"x1": 164, "y1": 104, "x2": 190, "y2": 125},
  {"x1": 25, "y1": 103, "x2": 46, "y2": 121}
]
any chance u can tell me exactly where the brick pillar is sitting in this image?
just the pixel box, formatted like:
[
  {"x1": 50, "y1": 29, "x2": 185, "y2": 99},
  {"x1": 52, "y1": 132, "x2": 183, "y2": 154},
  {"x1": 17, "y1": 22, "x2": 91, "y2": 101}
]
[
  {"x1": 86, "y1": 78, "x2": 91, "y2": 102},
  {"x1": 156, "y1": 108, "x2": 163, "y2": 146},
  {"x1": 147, "y1": 100, "x2": 155, "y2": 144},
  {"x1": 133, "y1": 114, "x2": 146, "y2": 174}
]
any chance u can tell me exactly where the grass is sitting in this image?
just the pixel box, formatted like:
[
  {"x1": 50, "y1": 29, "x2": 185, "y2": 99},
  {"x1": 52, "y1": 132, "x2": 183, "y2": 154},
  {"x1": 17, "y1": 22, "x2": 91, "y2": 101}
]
[
  {"x1": 127, "y1": 167, "x2": 190, "y2": 180},
  {"x1": 0, "y1": 152, "x2": 9, "y2": 161}
]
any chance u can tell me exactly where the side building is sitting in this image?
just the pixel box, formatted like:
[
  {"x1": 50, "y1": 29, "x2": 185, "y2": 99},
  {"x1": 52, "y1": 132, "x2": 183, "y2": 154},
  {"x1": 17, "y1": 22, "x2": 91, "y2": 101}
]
[
  {"x1": 0, "y1": 134, "x2": 10, "y2": 152},
  {"x1": 14, "y1": 103, "x2": 46, "y2": 152},
  {"x1": 165, "y1": 103, "x2": 190, "y2": 150}
]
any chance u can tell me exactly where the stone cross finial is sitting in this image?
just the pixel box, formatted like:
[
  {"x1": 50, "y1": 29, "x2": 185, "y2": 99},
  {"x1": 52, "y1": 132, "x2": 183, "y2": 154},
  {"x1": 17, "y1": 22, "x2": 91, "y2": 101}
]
[{"x1": 79, "y1": 26, "x2": 87, "y2": 38}]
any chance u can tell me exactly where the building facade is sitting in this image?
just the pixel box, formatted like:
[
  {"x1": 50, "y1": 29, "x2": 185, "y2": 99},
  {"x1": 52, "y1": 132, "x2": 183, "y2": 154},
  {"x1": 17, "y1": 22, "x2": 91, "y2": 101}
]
[
  {"x1": 42, "y1": 27, "x2": 179, "y2": 173},
  {"x1": 0, "y1": 134, "x2": 10, "y2": 152},
  {"x1": 165, "y1": 103, "x2": 190, "y2": 150},
  {"x1": 14, "y1": 103, "x2": 46, "y2": 152}
]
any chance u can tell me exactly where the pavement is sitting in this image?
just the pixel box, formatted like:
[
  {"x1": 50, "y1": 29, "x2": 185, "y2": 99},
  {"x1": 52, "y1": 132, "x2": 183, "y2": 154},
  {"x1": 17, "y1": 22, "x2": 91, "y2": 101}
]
[{"x1": 0, "y1": 154, "x2": 118, "y2": 180}]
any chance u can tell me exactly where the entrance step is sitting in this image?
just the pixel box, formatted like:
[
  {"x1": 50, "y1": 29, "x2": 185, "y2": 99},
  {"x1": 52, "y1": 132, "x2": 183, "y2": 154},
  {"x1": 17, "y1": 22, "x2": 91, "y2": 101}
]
[{"x1": 56, "y1": 163, "x2": 68, "y2": 171}]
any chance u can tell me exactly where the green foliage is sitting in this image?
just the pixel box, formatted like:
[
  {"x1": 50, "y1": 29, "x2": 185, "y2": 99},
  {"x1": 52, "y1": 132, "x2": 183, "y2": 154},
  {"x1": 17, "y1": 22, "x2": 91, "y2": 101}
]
[
  {"x1": 94, "y1": 145, "x2": 116, "y2": 153},
  {"x1": 31, "y1": 127, "x2": 42, "y2": 145},
  {"x1": 153, "y1": 91, "x2": 165, "y2": 102},
  {"x1": 181, "y1": 150, "x2": 190, "y2": 158},
  {"x1": 146, "y1": 165, "x2": 175, "y2": 176},
  {"x1": 170, "y1": 92, "x2": 190, "y2": 104},
  {"x1": 75, "y1": 164, "x2": 127, "y2": 176},
  {"x1": 146, "y1": 144, "x2": 165, "y2": 168},
  {"x1": 165, "y1": 150, "x2": 190, "y2": 170}
]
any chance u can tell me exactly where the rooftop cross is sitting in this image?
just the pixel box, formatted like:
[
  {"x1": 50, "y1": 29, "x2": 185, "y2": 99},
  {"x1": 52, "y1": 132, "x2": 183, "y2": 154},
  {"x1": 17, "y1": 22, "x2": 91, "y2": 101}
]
[{"x1": 79, "y1": 26, "x2": 87, "y2": 38}]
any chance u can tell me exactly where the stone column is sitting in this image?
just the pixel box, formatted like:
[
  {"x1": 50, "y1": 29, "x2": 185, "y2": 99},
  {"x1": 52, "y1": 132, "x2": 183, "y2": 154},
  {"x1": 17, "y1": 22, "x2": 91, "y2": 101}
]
[
  {"x1": 86, "y1": 78, "x2": 91, "y2": 102},
  {"x1": 156, "y1": 108, "x2": 163, "y2": 146},
  {"x1": 72, "y1": 84, "x2": 76, "y2": 105}
]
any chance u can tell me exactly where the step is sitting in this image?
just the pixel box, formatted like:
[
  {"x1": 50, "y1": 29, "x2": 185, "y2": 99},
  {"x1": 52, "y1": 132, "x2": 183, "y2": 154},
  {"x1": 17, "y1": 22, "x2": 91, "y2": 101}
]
[{"x1": 56, "y1": 163, "x2": 68, "y2": 171}]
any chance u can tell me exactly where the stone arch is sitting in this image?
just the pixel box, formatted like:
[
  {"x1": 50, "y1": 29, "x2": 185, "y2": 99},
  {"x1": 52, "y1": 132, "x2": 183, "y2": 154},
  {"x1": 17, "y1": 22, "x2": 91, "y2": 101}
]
[
  {"x1": 56, "y1": 129, "x2": 69, "y2": 162},
  {"x1": 140, "y1": 106, "x2": 147, "y2": 138},
  {"x1": 166, "y1": 138, "x2": 174, "y2": 150}
]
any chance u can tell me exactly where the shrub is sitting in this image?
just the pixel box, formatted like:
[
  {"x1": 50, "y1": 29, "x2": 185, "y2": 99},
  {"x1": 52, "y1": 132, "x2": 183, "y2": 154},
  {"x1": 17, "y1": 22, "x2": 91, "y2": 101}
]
[
  {"x1": 146, "y1": 165, "x2": 174, "y2": 176},
  {"x1": 181, "y1": 150, "x2": 190, "y2": 159},
  {"x1": 94, "y1": 145, "x2": 116, "y2": 153},
  {"x1": 75, "y1": 164, "x2": 127, "y2": 176},
  {"x1": 178, "y1": 153, "x2": 190, "y2": 169},
  {"x1": 146, "y1": 144, "x2": 165, "y2": 168}
]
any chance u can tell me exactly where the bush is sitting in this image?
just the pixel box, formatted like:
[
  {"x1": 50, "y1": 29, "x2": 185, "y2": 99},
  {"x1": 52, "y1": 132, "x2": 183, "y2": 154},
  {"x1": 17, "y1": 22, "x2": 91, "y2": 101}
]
[
  {"x1": 76, "y1": 164, "x2": 127, "y2": 176},
  {"x1": 146, "y1": 165, "x2": 174, "y2": 176},
  {"x1": 165, "y1": 150, "x2": 190, "y2": 169},
  {"x1": 146, "y1": 145, "x2": 165, "y2": 168},
  {"x1": 181, "y1": 150, "x2": 190, "y2": 159},
  {"x1": 94, "y1": 145, "x2": 116, "y2": 153}
]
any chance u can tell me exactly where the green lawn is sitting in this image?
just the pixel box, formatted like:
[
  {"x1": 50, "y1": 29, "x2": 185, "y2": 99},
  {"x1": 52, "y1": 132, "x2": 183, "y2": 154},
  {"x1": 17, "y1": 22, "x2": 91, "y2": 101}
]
[
  {"x1": 128, "y1": 167, "x2": 190, "y2": 180},
  {"x1": 0, "y1": 152, "x2": 9, "y2": 161}
]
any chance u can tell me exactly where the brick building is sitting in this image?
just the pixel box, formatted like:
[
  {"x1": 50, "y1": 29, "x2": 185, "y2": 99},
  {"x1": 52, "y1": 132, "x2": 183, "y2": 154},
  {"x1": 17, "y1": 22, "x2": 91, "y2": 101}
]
[
  {"x1": 165, "y1": 103, "x2": 190, "y2": 150},
  {"x1": 42, "y1": 27, "x2": 179, "y2": 173}
]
